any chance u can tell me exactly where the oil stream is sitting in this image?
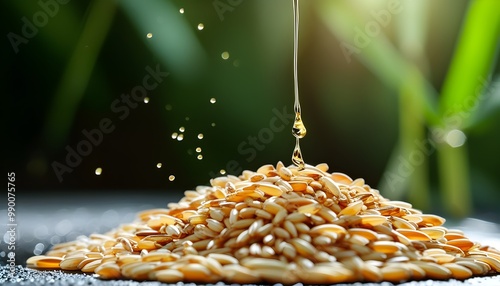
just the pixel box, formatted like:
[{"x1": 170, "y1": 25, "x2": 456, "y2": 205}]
[{"x1": 291, "y1": 0, "x2": 306, "y2": 170}]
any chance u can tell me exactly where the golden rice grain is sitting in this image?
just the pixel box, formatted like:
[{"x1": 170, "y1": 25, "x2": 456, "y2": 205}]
[
  {"x1": 338, "y1": 200, "x2": 363, "y2": 216},
  {"x1": 154, "y1": 269, "x2": 184, "y2": 283},
  {"x1": 223, "y1": 264, "x2": 261, "y2": 284},
  {"x1": 60, "y1": 256, "x2": 86, "y2": 270},
  {"x1": 443, "y1": 263, "x2": 473, "y2": 280},
  {"x1": 447, "y1": 238, "x2": 475, "y2": 251},
  {"x1": 456, "y1": 259, "x2": 488, "y2": 275},
  {"x1": 348, "y1": 228, "x2": 378, "y2": 241},
  {"x1": 392, "y1": 216, "x2": 417, "y2": 230},
  {"x1": 370, "y1": 241, "x2": 400, "y2": 254},
  {"x1": 360, "y1": 215, "x2": 388, "y2": 226},
  {"x1": 319, "y1": 176, "x2": 341, "y2": 197},
  {"x1": 33, "y1": 257, "x2": 63, "y2": 269},
  {"x1": 95, "y1": 262, "x2": 121, "y2": 279},
  {"x1": 380, "y1": 265, "x2": 411, "y2": 283},
  {"x1": 397, "y1": 229, "x2": 432, "y2": 241},
  {"x1": 78, "y1": 257, "x2": 101, "y2": 271},
  {"x1": 361, "y1": 263, "x2": 383, "y2": 282},
  {"x1": 412, "y1": 261, "x2": 452, "y2": 280},
  {"x1": 471, "y1": 256, "x2": 500, "y2": 272},
  {"x1": 299, "y1": 265, "x2": 355, "y2": 284},
  {"x1": 297, "y1": 202, "x2": 321, "y2": 214}
]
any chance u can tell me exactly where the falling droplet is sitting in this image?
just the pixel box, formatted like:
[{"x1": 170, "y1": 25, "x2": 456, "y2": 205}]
[
  {"x1": 95, "y1": 168, "x2": 103, "y2": 176},
  {"x1": 210, "y1": 98, "x2": 216, "y2": 104},
  {"x1": 165, "y1": 104, "x2": 173, "y2": 111},
  {"x1": 211, "y1": 123, "x2": 216, "y2": 127},
  {"x1": 185, "y1": 117, "x2": 190, "y2": 121},
  {"x1": 221, "y1": 51, "x2": 230, "y2": 60},
  {"x1": 171, "y1": 132, "x2": 178, "y2": 139},
  {"x1": 197, "y1": 154, "x2": 203, "y2": 160},
  {"x1": 292, "y1": 112, "x2": 307, "y2": 139},
  {"x1": 146, "y1": 33, "x2": 153, "y2": 38},
  {"x1": 179, "y1": 126, "x2": 185, "y2": 132},
  {"x1": 220, "y1": 169, "x2": 226, "y2": 175},
  {"x1": 144, "y1": 97, "x2": 150, "y2": 103},
  {"x1": 233, "y1": 60, "x2": 240, "y2": 67},
  {"x1": 169, "y1": 175, "x2": 175, "y2": 181},
  {"x1": 197, "y1": 23, "x2": 204, "y2": 30},
  {"x1": 179, "y1": 8, "x2": 184, "y2": 14},
  {"x1": 196, "y1": 147, "x2": 202, "y2": 153},
  {"x1": 156, "y1": 163, "x2": 162, "y2": 168},
  {"x1": 177, "y1": 134, "x2": 184, "y2": 141},
  {"x1": 197, "y1": 133, "x2": 204, "y2": 139}
]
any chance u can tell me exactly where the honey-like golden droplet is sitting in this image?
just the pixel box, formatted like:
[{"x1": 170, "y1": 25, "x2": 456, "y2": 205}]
[{"x1": 292, "y1": 112, "x2": 306, "y2": 139}]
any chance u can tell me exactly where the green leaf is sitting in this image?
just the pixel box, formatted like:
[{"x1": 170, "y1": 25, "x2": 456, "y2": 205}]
[{"x1": 438, "y1": 0, "x2": 500, "y2": 128}]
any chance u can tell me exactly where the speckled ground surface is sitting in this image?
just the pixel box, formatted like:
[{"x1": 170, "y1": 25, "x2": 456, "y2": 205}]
[{"x1": 1, "y1": 192, "x2": 499, "y2": 285}]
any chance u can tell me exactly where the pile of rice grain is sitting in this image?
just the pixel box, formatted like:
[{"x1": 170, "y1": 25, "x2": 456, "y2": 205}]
[{"x1": 27, "y1": 162, "x2": 500, "y2": 284}]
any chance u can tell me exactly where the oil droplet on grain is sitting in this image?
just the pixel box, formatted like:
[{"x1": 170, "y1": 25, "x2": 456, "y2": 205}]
[
  {"x1": 156, "y1": 163, "x2": 162, "y2": 168},
  {"x1": 171, "y1": 132, "x2": 178, "y2": 139},
  {"x1": 177, "y1": 134, "x2": 184, "y2": 141},
  {"x1": 179, "y1": 8, "x2": 184, "y2": 14},
  {"x1": 179, "y1": 126, "x2": 185, "y2": 132},
  {"x1": 197, "y1": 133, "x2": 204, "y2": 139},
  {"x1": 143, "y1": 97, "x2": 149, "y2": 103},
  {"x1": 197, "y1": 155, "x2": 203, "y2": 160},
  {"x1": 210, "y1": 98, "x2": 216, "y2": 104},
  {"x1": 95, "y1": 168, "x2": 103, "y2": 175},
  {"x1": 197, "y1": 23, "x2": 204, "y2": 30},
  {"x1": 146, "y1": 33, "x2": 153, "y2": 38},
  {"x1": 292, "y1": 138, "x2": 305, "y2": 170},
  {"x1": 169, "y1": 175, "x2": 175, "y2": 181},
  {"x1": 196, "y1": 147, "x2": 202, "y2": 153},
  {"x1": 220, "y1": 169, "x2": 226, "y2": 175},
  {"x1": 221, "y1": 51, "x2": 230, "y2": 60}
]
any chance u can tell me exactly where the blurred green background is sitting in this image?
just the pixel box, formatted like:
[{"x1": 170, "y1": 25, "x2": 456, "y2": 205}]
[{"x1": 2, "y1": 0, "x2": 500, "y2": 219}]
